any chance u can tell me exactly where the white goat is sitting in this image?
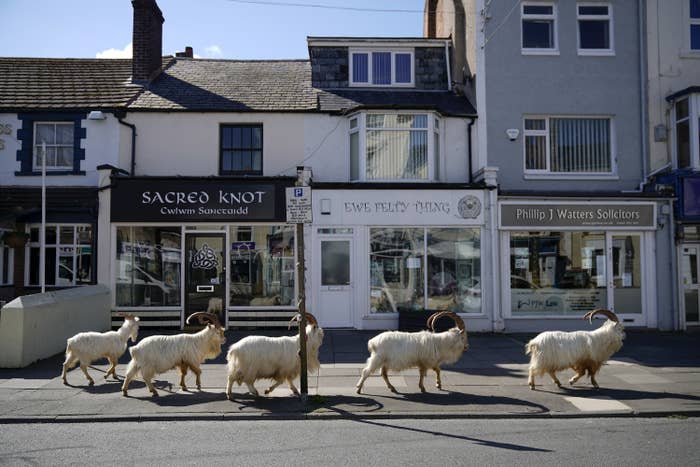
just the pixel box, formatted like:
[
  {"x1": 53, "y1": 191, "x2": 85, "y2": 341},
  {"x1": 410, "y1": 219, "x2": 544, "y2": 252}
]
[
  {"x1": 356, "y1": 311, "x2": 468, "y2": 394},
  {"x1": 525, "y1": 308, "x2": 625, "y2": 390},
  {"x1": 61, "y1": 314, "x2": 140, "y2": 386},
  {"x1": 121, "y1": 312, "x2": 226, "y2": 397},
  {"x1": 225, "y1": 312, "x2": 324, "y2": 399}
]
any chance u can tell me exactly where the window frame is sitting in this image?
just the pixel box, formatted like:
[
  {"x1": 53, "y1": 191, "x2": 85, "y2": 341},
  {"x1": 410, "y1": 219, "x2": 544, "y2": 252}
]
[
  {"x1": 576, "y1": 3, "x2": 614, "y2": 56},
  {"x1": 349, "y1": 111, "x2": 440, "y2": 182},
  {"x1": 219, "y1": 123, "x2": 264, "y2": 176},
  {"x1": 32, "y1": 121, "x2": 75, "y2": 172},
  {"x1": 349, "y1": 49, "x2": 415, "y2": 87},
  {"x1": 672, "y1": 94, "x2": 700, "y2": 170},
  {"x1": 687, "y1": 0, "x2": 700, "y2": 53},
  {"x1": 522, "y1": 115, "x2": 617, "y2": 177},
  {"x1": 25, "y1": 223, "x2": 94, "y2": 287},
  {"x1": 521, "y1": 2, "x2": 559, "y2": 55}
]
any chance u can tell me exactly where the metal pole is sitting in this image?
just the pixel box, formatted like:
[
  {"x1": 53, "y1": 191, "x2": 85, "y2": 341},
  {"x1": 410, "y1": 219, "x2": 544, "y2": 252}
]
[
  {"x1": 296, "y1": 221, "x2": 308, "y2": 403},
  {"x1": 40, "y1": 142, "x2": 46, "y2": 294}
]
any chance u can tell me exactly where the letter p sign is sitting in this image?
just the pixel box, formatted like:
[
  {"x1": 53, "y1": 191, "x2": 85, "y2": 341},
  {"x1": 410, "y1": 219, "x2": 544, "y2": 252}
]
[{"x1": 294, "y1": 188, "x2": 303, "y2": 197}]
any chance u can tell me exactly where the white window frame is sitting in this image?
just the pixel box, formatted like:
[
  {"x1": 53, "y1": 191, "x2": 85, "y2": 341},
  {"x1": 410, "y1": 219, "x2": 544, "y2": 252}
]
[
  {"x1": 349, "y1": 111, "x2": 440, "y2": 182},
  {"x1": 25, "y1": 223, "x2": 92, "y2": 287},
  {"x1": 33, "y1": 121, "x2": 74, "y2": 171},
  {"x1": 522, "y1": 115, "x2": 617, "y2": 178},
  {"x1": 521, "y1": 2, "x2": 559, "y2": 55},
  {"x1": 577, "y1": 3, "x2": 615, "y2": 56},
  {"x1": 671, "y1": 94, "x2": 700, "y2": 170},
  {"x1": 349, "y1": 49, "x2": 415, "y2": 87},
  {"x1": 684, "y1": 0, "x2": 700, "y2": 55},
  {"x1": 0, "y1": 231, "x2": 13, "y2": 286}
]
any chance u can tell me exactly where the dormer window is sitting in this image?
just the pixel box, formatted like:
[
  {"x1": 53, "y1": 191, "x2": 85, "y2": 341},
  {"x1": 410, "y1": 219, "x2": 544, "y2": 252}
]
[{"x1": 350, "y1": 49, "x2": 414, "y2": 87}]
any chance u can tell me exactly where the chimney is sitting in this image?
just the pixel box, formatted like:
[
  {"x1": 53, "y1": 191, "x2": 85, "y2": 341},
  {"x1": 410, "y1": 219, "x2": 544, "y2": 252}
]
[
  {"x1": 131, "y1": 0, "x2": 164, "y2": 84},
  {"x1": 175, "y1": 46, "x2": 194, "y2": 58}
]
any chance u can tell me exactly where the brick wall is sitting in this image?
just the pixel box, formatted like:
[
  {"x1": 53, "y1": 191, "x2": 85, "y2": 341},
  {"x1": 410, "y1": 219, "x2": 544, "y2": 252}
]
[{"x1": 132, "y1": 0, "x2": 164, "y2": 83}]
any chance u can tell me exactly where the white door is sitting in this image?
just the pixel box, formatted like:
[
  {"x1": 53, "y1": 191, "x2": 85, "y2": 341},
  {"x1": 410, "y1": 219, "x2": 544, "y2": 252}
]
[
  {"x1": 681, "y1": 245, "x2": 700, "y2": 326},
  {"x1": 606, "y1": 232, "x2": 646, "y2": 326},
  {"x1": 316, "y1": 235, "x2": 353, "y2": 327}
]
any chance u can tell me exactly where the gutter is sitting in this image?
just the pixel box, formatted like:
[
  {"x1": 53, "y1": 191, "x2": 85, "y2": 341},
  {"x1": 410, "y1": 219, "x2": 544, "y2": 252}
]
[
  {"x1": 639, "y1": 0, "x2": 649, "y2": 186},
  {"x1": 445, "y1": 40, "x2": 452, "y2": 92},
  {"x1": 117, "y1": 117, "x2": 136, "y2": 176},
  {"x1": 467, "y1": 117, "x2": 476, "y2": 184}
]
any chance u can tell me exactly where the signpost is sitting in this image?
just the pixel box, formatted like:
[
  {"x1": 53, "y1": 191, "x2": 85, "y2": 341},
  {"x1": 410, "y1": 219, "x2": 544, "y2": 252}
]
[{"x1": 286, "y1": 178, "x2": 312, "y2": 402}]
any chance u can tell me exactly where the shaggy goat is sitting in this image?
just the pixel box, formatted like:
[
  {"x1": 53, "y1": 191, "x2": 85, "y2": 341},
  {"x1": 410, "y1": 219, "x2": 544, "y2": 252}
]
[
  {"x1": 525, "y1": 308, "x2": 625, "y2": 390},
  {"x1": 61, "y1": 314, "x2": 140, "y2": 386},
  {"x1": 225, "y1": 312, "x2": 324, "y2": 399},
  {"x1": 121, "y1": 312, "x2": 226, "y2": 397},
  {"x1": 356, "y1": 311, "x2": 468, "y2": 394}
]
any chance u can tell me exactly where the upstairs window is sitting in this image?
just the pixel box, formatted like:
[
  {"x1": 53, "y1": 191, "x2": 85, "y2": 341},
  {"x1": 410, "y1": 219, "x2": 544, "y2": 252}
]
[
  {"x1": 521, "y1": 3, "x2": 557, "y2": 53},
  {"x1": 577, "y1": 3, "x2": 614, "y2": 55},
  {"x1": 691, "y1": 0, "x2": 700, "y2": 51},
  {"x1": 673, "y1": 94, "x2": 700, "y2": 170},
  {"x1": 350, "y1": 50, "x2": 414, "y2": 87},
  {"x1": 350, "y1": 112, "x2": 439, "y2": 181},
  {"x1": 220, "y1": 124, "x2": 262, "y2": 175},
  {"x1": 33, "y1": 122, "x2": 74, "y2": 171},
  {"x1": 523, "y1": 116, "x2": 613, "y2": 175},
  {"x1": 676, "y1": 98, "x2": 691, "y2": 169}
]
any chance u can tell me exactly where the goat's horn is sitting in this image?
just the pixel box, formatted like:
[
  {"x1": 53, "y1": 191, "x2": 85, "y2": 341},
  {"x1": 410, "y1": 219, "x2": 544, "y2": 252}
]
[
  {"x1": 288, "y1": 314, "x2": 301, "y2": 330},
  {"x1": 187, "y1": 312, "x2": 221, "y2": 327},
  {"x1": 426, "y1": 312, "x2": 442, "y2": 331},
  {"x1": 583, "y1": 308, "x2": 619, "y2": 323},
  {"x1": 118, "y1": 312, "x2": 134, "y2": 319},
  {"x1": 431, "y1": 311, "x2": 465, "y2": 332}
]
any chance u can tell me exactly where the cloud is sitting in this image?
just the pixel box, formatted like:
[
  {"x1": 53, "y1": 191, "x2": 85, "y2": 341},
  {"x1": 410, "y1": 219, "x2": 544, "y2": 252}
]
[
  {"x1": 203, "y1": 45, "x2": 223, "y2": 58},
  {"x1": 96, "y1": 43, "x2": 133, "y2": 59}
]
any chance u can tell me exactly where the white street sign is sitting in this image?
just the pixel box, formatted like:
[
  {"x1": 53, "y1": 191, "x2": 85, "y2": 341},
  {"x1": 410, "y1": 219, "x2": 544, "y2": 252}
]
[{"x1": 286, "y1": 186, "x2": 312, "y2": 223}]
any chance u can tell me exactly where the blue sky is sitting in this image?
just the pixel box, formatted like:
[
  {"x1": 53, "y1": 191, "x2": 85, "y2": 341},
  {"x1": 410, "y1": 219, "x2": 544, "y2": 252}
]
[{"x1": 2, "y1": 0, "x2": 427, "y2": 60}]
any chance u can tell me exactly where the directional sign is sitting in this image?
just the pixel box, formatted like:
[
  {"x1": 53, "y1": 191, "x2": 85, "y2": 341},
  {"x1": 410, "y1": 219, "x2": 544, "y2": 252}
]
[{"x1": 286, "y1": 187, "x2": 312, "y2": 223}]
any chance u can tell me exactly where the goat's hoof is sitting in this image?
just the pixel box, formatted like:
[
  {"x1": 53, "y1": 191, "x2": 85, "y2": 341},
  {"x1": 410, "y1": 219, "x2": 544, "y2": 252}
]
[
  {"x1": 264, "y1": 389, "x2": 272, "y2": 395},
  {"x1": 151, "y1": 392, "x2": 159, "y2": 398},
  {"x1": 122, "y1": 391, "x2": 128, "y2": 397},
  {"x1": 62, "y1": 379, "x2": 68, "y2": 386},
  {"x1": 389, "y1": 387, "x2": 398, "y2": 394},
  {"x1": 88, "y1": 380, "x2": 95, "y2": 386},
  {"x1": 529, "y1": 385, "x2": 535, "y2": 390},
  {"x1": 356, "y1": 387, "x2": 362, "y2": 394},
  {"x1": 226, "y1": 393, "x2": 233, "y2": 401}
]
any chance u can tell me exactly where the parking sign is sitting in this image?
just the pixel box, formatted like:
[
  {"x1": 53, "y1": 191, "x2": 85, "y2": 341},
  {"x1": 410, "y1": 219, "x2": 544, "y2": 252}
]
[{"x1": 286, "y1": 186, "x2": 312, "y2": 223}]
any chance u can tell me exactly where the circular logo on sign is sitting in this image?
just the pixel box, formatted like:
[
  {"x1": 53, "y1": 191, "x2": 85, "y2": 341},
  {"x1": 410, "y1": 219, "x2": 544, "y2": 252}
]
[{"x1": 457, "y1": 195, "x2": 481, "y2": 219}]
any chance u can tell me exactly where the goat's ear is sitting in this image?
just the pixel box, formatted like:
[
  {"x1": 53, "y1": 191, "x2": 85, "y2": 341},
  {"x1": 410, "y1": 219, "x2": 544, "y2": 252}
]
[
  {"x1": 459, "y1": 329, "x2": 465, "y2": 335},
  {"x1": 134, "y1": 317, "x2": 140, "y2": 322}
]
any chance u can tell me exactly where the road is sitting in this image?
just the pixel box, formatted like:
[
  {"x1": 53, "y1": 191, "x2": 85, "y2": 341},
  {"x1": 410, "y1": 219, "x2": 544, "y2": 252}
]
[{"x1": 1, "y1": 417, "x2": 699, "y2": 466}]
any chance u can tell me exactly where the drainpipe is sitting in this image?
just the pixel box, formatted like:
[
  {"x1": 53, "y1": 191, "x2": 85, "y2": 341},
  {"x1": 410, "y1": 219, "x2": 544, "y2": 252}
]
[
  {"x1": 118, "y1": 117, "x2": 136, "y2": 176},
  {"x1": 445, "y1": 40, "x2": 452, "y2": 92},
  {"x1": 467, "y1": 117, "x2": 476, "y2": 184},
  {"x1": 639, "y1": 0, "x2": 648, "y2": 185}
]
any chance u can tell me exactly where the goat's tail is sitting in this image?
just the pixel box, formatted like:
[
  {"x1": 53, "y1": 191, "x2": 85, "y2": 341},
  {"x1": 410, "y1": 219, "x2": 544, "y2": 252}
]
[{"x1": 525, "y1": 341, "x2": 538, "y2": 356}]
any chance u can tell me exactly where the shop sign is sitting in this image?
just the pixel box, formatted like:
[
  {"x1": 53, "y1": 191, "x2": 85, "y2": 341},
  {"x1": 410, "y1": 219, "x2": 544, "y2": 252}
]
[
  {"x1": 111, "y1": 179, "x2": 284, "y2": 222},
  {"x1": 500, "y1": 203, "x2": 655, "y2": 229},
  {"x1": 512, "y1": 289, "x2": 606, "y2": 314}
]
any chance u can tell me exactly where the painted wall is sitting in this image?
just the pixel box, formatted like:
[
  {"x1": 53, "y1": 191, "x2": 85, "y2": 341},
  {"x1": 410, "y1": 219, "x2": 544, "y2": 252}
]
[
  {"x1": 646, "y1": 0, "x2": 700, "y2": 172},
  {"x1": 481, "y1": 0, "x2": 644, "y2": 192}
]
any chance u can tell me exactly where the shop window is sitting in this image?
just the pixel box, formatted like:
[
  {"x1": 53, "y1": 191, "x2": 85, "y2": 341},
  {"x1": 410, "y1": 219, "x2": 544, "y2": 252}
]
[
  {"x1": 370, "y1": 227, "x2": 481, "y2": 314},
  {"x1": 229, "y1": 225, "x2": 295, "y2": 307},
  {"x1": 521, "y1": 3, "x2": 558, "y2": 54},
  {"x1": 220, "y1": 124, "x2": 263, "y2": 175},
  {"x1": 115, "y1": 227, "x2": 182, "y2": 307},
  {"x1": 523, "y1": 116, "x2": 613, "y2": 174},
  {"x1": 350, "y1": 49, "x2": 414, "y2": 87},
  {"x1": 27, "y1": 224, "x2": 93, "y2": 287},
  {"x1": 577, "y1": 3, "x2": 614, "y2": 55},
  {"x1": 350, "y1": 112, "x2": 439, "y2": 181}
]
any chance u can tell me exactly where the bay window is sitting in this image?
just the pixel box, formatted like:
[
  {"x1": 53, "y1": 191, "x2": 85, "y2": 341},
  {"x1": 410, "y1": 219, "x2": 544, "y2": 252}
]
[
  {"x1": 672, "y1": 93, "x2": 700, "y2": 169},
  {"x1": 350, "y1": 112, "x2": 440, "y2": 181}
]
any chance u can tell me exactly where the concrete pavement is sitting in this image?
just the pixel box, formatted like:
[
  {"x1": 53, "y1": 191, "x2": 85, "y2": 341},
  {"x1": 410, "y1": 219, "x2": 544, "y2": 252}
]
[{"x1": 1, "y1": 330, "x2": 700, "y2": 423}]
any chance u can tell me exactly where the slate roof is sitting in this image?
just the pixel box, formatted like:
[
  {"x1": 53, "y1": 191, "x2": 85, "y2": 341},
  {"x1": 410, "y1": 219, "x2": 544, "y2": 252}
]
[
  {"x1": 128, "y1": 58, "x2": 317, "y2": 111},
  {"x1": 317, "y1": 89, "x2": 476, "y2": 117},
  {"x1": 0, "y1": 57, "x2": 145, "y2": 110}
]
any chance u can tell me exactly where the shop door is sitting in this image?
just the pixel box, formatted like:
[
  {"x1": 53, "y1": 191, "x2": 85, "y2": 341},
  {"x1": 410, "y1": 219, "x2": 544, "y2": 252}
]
[
  {"x1": 185, "y1": 233, "x2": 226, "y2": 328},
  {"x1": 681, "y1": 245, "x2": 700, "y2": 325},
  {"x1": 316, "y1": 236, "x2": 353, "y2": 327},
  {"x1": 607, "y1": 233, "x2": 645, "y2": 326}
]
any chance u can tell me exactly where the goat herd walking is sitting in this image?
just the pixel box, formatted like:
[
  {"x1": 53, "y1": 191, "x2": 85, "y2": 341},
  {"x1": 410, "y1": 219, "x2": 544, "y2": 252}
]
[{"x1": 61, "y1": 308, "x2": 625, "y2": 398}]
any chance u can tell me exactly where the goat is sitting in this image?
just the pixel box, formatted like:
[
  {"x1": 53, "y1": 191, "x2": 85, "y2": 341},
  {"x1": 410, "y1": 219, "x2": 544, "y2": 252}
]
[
  {"x1": 121, "y1": 312, "x2": 226, "y2": 397},
  {"x1": 225, "y1": 312, "x2": 324, "y2": 399},
  {"x1": 525, "y1": 308, "x2": 625, "y2": 390},
  {"x1": 61, "y1": 314, "x2": 140, "y2": 386},
  {"x1": 356, "y1": 311, "x2": 468, "y2": 394}
]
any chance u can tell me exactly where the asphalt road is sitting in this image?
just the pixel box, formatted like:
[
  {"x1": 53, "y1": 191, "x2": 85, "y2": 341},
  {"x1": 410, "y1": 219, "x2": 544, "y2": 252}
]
[{"x1": 2, "y1": 417, "x2": 699, "y2": 466}]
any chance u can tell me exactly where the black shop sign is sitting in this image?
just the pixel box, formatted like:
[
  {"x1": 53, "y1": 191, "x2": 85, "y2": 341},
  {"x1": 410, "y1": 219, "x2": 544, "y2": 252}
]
[{"x1": 110, "y1": 178, "x2": 288, "y2": 222}]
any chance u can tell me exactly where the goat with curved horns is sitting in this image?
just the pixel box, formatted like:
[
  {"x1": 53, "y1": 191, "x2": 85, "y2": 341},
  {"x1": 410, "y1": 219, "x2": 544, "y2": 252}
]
[
  {"x1": 525, "y1": 308, "x2": 625, "y2": 390},
  {"x1": 356, "y1": 311, "x2": 468, "y2": 394}
]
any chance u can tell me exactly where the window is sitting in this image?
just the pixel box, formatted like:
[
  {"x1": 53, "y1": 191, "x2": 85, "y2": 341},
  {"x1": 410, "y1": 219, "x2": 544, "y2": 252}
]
[
  {"x1": 350, "y1": 50, "x2": 414, "y2": 87},
  {"x1": 33, "y1": 122, "x2": 74, "y2": 171},
  {"x1": 350, "y1": 113, "x2": 439, "y2": 181},
  {"x1": 521, "y1": 3, "x2": 557, "y2": 53},
  {"x1": 220, "y1": 125, "x2": 262, "y2": 175},
  {"x1": 0, "y1": 233, "x2": 13, "y2": 286},
  {"x1": 691, "y1": 0, "x2": 700, "y2": 51},
  {"x1": 28, "y1": 224, "x2": 93, "y2": 287},
  {"x1": 523, "y1": 116, "x2": 613, "y2": 174},
  {"x1": 370, "y1": 227, "x2": 481, "y2": 314},
  {"x1": 676, "y1": 98, "x2": 691, "y2": 169},
  {"x1": 577, "y1": 3, "x2": 614, "y2": 55}
]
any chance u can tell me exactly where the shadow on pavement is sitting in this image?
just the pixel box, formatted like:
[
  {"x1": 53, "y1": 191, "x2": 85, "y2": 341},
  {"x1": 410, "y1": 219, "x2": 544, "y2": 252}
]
[{"x1": 536, "y1": 385, "x2": 700, "y2": 403}]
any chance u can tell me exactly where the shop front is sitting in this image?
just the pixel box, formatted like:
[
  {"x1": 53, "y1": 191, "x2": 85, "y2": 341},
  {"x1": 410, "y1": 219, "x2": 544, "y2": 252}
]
[
  {"x1": 310, "y1": 187, "x2": 488, "y2": 330},
  {"x1": 498, "y1": 200, "x2": 658, "y2": 331},
  {"x1": 106, "y1": 177, "x2": 296, "y2": 328}
]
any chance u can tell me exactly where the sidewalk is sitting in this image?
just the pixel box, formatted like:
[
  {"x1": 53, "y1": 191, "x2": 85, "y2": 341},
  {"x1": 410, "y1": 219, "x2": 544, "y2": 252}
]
[{"x1": 1, "y1": 330, "x2": 700, "y2": 423}]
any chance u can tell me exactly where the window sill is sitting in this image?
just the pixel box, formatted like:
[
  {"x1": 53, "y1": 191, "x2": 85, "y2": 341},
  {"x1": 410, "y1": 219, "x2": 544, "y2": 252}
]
[
  {"x1": 521, "y1": 49, "x2": 560, "y2": 56},
  {"x1": 577, "y1": 49, "x2": 615, "y2": 56},
  {"x1": 15, "y1": 171, "x2": 86, "y2": 176},
  {"x1": 523, "y1": 173, "x2": 619, "y2": 181},
  {"x1": 679, "y1": 49, "x2": 700, "y2": 59}
]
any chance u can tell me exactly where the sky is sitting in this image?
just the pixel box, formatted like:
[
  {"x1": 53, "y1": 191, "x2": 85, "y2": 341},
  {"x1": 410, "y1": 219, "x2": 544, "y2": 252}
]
[{"x1": 2, "y1": 0, "x2": 427, "y2": 60}]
